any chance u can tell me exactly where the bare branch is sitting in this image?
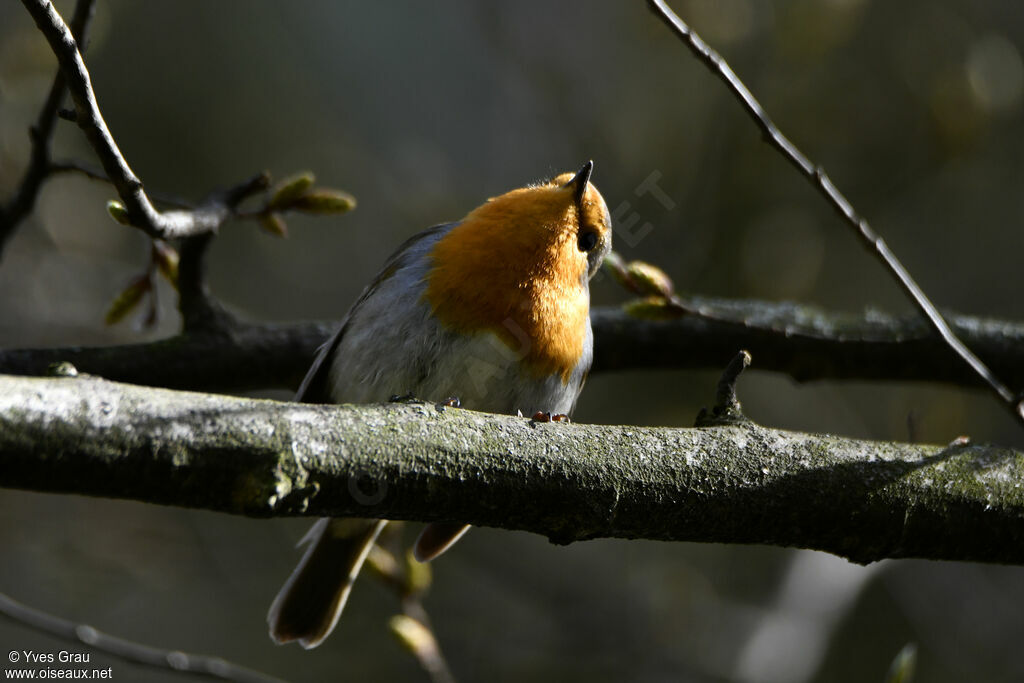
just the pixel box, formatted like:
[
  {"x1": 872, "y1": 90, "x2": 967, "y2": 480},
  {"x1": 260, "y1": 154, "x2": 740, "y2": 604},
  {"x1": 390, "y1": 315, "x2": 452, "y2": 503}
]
[
  {"x1": 46, "y1": 159, "x2": 109, "y2": 183},
  {"x1": 0, "y1": 593, "x2": 284, "y2": 683},
  {"x1": 645, "y1": 0, "x2": 1024, "y2": 426},
  {"x1": 48, "y1": 160, "x2": 197, "y2": 209},
  {"x1": 0, "y1": 0, "x2": 96, "y2": 258},
  {"x1": 2, "y1": 299, "x2": 1021, "y2": 394},
  {"x1": 592, "y1": 300, "x2": 1024, "y2": 387},
  {"x1": 2, "y1": 374, "x2": 1022, "y2": 566},
  {"x1": 18, "y1": 0, "x2": 258, "y2": 242}
]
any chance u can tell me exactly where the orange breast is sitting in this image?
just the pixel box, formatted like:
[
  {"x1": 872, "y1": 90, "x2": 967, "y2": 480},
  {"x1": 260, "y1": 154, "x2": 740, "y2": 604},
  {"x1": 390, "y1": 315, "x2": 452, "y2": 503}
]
[{"x1": 423, "y1": 186, "x2": 591, "y2": 383}]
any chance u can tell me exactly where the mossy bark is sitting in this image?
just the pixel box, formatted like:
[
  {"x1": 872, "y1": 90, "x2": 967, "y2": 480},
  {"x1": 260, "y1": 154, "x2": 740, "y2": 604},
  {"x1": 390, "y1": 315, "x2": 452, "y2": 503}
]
[{"x1": 2, "y1": 374, "x2": 1023, "y2": 565}]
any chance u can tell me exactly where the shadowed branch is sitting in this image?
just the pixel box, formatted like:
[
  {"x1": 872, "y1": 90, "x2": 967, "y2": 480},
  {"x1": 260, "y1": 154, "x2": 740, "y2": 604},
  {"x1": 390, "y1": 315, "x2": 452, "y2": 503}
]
[{"x1": 1, "y1": 300, "x2": 1021, "y2": 394}]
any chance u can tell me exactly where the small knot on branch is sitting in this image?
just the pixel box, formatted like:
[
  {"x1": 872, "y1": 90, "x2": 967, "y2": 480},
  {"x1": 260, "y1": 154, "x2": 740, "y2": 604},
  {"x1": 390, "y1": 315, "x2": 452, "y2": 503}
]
[{"x1": 696, "y1": 350, "x2": 752, "y2": 427}]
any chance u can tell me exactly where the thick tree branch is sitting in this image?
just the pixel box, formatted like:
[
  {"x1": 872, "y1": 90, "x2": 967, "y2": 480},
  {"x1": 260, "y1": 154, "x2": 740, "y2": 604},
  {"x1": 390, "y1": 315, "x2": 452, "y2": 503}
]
[
  {"x1": 1, "y1": 300, "x2": 1021, "y2": 394},
  {"x1": 2, "y1": 374, "x2": 1022, "y2": 566}
]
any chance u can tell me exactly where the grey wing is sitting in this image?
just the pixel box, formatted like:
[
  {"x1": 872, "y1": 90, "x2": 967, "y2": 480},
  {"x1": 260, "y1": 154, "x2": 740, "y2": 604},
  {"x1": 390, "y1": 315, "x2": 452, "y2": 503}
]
[{"x1": 294, "y1": 223, "x2": 455, "y2": 403}]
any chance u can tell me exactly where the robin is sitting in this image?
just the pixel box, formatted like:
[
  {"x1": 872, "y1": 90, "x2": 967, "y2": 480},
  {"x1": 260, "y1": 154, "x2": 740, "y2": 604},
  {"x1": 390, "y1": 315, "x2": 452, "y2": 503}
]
[{"x1": 269, "y1": 161, "x2": 612, "y2": 648}]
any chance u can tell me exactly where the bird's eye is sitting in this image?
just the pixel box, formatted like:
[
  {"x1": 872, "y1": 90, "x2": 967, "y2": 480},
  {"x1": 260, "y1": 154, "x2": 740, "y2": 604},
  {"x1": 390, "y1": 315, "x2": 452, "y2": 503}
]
[{"x1": 578, "y1": 230, "x2": 599, "y2": 252}]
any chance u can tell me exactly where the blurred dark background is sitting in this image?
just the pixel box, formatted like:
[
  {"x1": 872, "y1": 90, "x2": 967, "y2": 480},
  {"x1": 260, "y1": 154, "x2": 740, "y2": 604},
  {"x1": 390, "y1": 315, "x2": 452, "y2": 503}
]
[{"x1": 2, "y1": 1, "x2": 1023, "y2": 681}]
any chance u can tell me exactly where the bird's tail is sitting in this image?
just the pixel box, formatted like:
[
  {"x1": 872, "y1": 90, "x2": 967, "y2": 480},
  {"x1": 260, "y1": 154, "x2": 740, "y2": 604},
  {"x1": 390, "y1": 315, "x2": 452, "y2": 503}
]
[{"x1": 268, "y1": 517, "x2": 387, "y2": 649}]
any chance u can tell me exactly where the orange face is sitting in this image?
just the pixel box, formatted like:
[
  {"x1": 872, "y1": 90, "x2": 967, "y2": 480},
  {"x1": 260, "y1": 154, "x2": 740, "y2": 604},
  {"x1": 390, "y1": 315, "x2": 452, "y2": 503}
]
[{"x1": 424, "y1": 171, "x2": 612, "y2": 382}]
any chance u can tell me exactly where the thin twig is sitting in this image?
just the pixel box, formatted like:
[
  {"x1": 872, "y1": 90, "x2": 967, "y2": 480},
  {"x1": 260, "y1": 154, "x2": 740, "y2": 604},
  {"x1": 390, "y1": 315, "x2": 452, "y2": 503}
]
[
  {"x1": 695, "y1": 349, "x2": 752, "y2": 427},
  {"x1": 19, "y1": 0, "x2": 238, "y2": 241},
  {"x1": 645, "y1": 0, "x2": 1024, "y2": 427},
  {"x1": 365, "y1": 545, "x2": 458, "y2": 683},
  {"x1": 714, "y1": 350, "x2": 750, "y2": 413},
  {"x1": 49, "y1": 160, "x2": 196, "y2": 208},
  {"x1": 0, "y1": 0, "x2": 96, "y2": 259},
  {"x1": 0, "y1": 592, "x2": 285, "y2": 683},
  {"x1": 47, "y1": 159, "x2": 109, "y2": 183}
]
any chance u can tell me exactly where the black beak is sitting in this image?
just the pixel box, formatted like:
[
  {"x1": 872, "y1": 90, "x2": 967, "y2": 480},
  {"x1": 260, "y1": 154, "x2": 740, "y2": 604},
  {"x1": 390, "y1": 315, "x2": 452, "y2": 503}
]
[{"x1": 564, "y1": 160, "x2": 594, "y2": 206}]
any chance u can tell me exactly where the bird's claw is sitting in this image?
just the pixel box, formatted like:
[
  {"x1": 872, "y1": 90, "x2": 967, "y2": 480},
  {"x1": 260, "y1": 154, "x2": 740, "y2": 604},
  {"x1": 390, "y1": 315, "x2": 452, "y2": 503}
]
[
  {"x1": 530, "y1": 411, "x2": 570, "y2": 424},
  {"x1": 435, "y1": 396, "x2": 462, "y2": 412}
]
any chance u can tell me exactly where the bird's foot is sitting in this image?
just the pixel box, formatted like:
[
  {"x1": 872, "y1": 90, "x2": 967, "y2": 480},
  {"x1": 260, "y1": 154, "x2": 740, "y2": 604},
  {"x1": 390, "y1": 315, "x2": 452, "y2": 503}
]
[
  {"x1": 530, "y1": 412, "x2": 570, "y2": 424},
  {"x1": 435, "y1": 396, "x2": 462, "y2": 412}
]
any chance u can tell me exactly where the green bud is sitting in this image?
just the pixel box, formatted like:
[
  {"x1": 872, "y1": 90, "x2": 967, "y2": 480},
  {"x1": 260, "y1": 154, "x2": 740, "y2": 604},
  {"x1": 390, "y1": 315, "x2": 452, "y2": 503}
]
[
  {"x1": 106, "y1": 200, "x2": 131, "y2": 225},
  {"x1": 626, "y1": 260, "x2": 674, "y2": 298},
  {"x1": 260, "y1": 212, "x2": 289, "y2": 238},
  {"x1": 622, "y1": 296, "x2": 681, "y2": 320},
  {"x1": 602, "y1": 251, "x2": 630, "y2": 288},
  {"x1": 268, "y1": 171, "x2": 315, "y2": 210},
  {"x1": 291, "y1": 189, "x2": 356, "y2": 215}
]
